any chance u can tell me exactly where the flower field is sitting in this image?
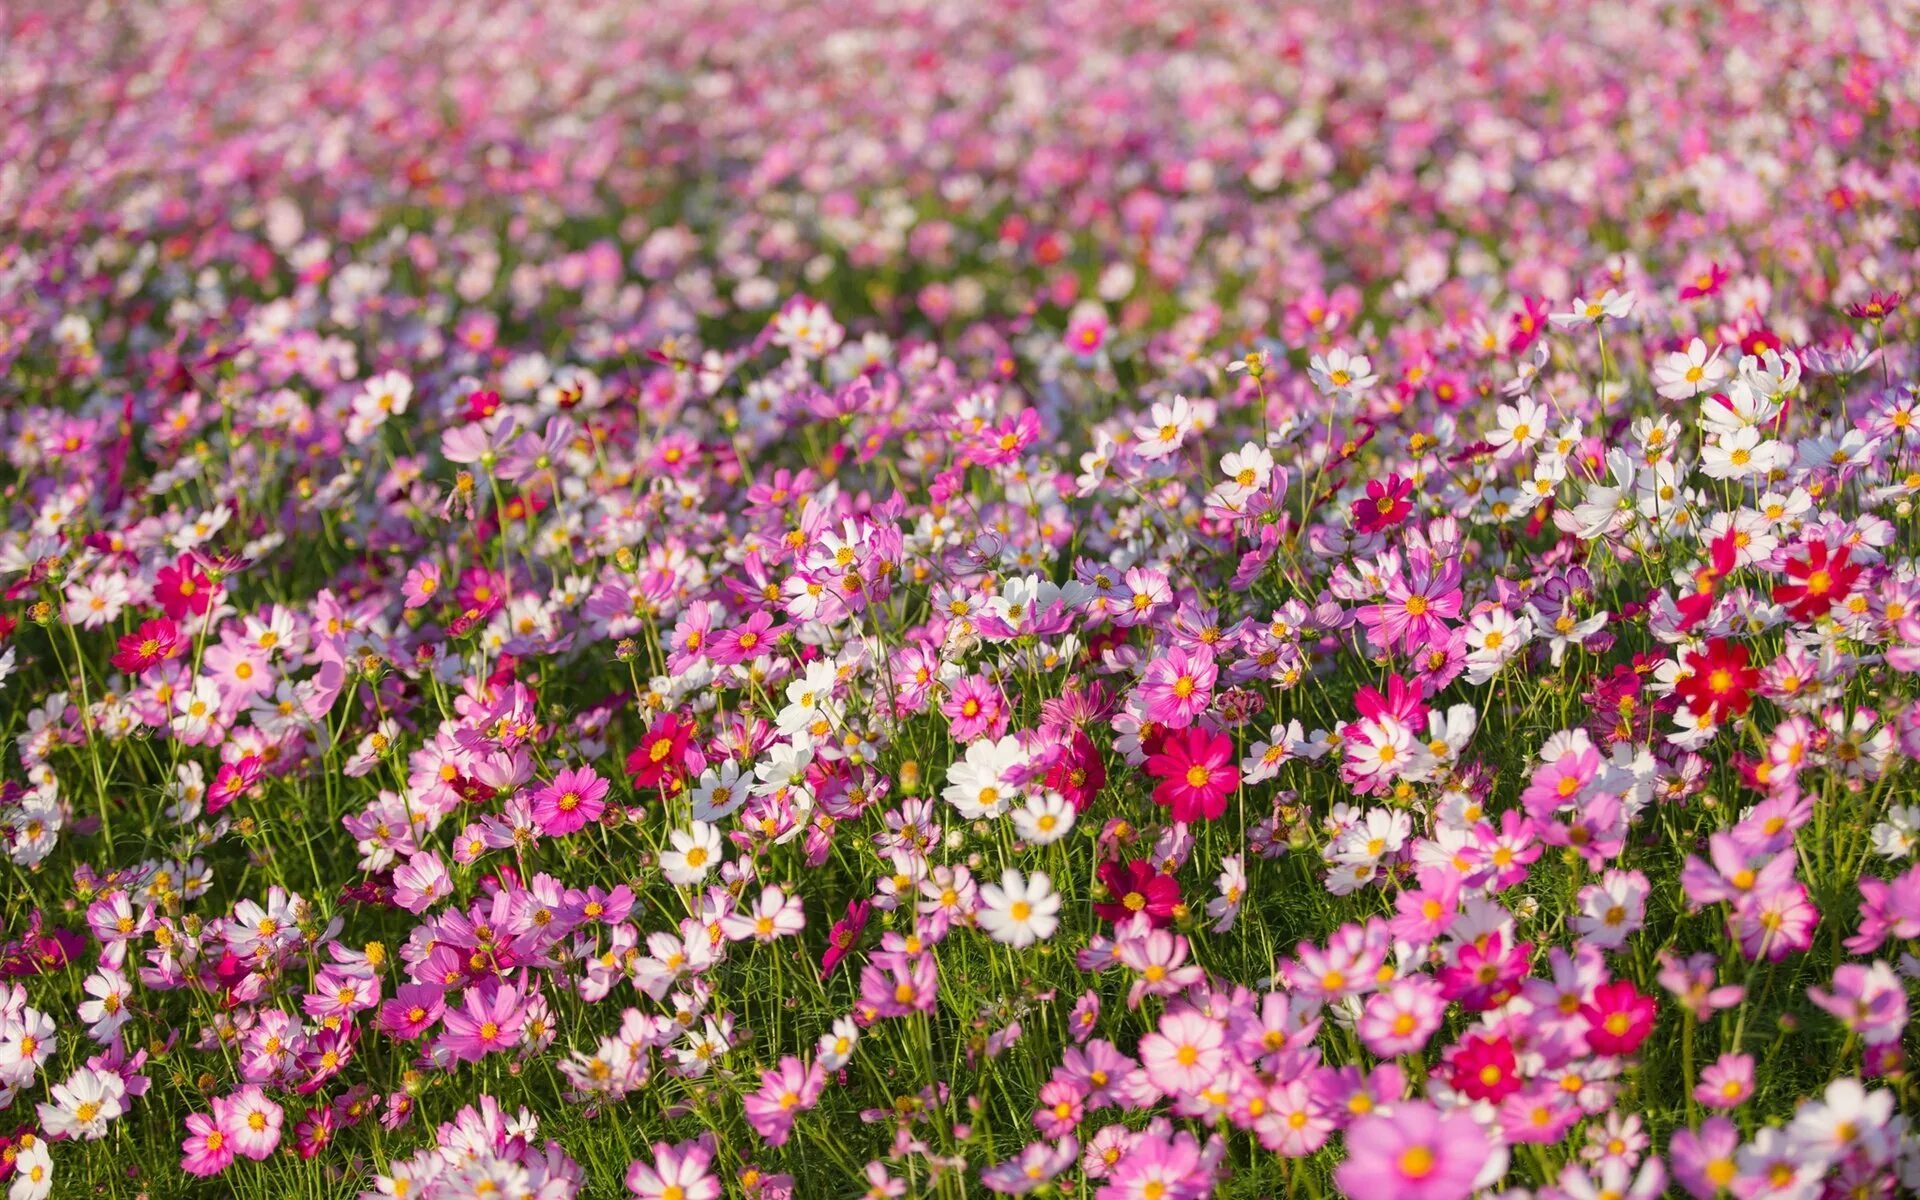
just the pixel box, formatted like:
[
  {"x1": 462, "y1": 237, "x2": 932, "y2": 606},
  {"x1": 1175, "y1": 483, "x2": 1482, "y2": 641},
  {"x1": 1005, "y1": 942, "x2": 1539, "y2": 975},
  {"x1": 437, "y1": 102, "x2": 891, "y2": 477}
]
[{"x1": 4, "y1": 0, "x2": 1920, "y2": 1196}]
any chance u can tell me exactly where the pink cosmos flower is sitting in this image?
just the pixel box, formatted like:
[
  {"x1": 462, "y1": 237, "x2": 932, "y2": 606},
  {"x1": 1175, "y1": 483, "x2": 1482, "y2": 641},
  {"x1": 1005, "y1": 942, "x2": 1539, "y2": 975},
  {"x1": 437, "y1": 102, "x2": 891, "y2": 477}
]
[
  {"x1": 392, "y1": 850, "x2": 453, "y2": 914},
  {"x1": 1095, "y1": 1126, "x2": 1215, "y2": 1200},
  {"x1": 1808, "y1": 961, "x2": 1908, "y2": 1045},
  {"x1": 982, "y1": 1137, "x2": 1077, "y2": 1195},
  {"x1": 858, "y1": 951, "x2": 937, "y2": 1019},
  {"x1": 1357, "y1": 977, "x2": 1445, "y2": 1058},
  {"x1": 742, "y1": 1056, "x2": 823, "y2": 1147},
  {"x1": 941, "y1": 673, "x2": 1008, "y2": 742},
  {"x1": 1334, "y1": 1101, "x2": 1490, "y2": 1200},
  {"x1": 1668, "y1": 1117, "x2": 1741, "y2": 1200},
  {"x1": 626, "y1": 1137, "x2": 722, "y2": 1200},
  {"x1": 1355, "y1": 552, "x2": 1461, "y2": 653},
  {"x1": 1695, "y1": 1053, "x2": 1754, "y2": 1109},
  {"x1": 1390, "y1": 869, "x2": 1461, "y2": 942},
  {"x1": 213, "y1": 1085, "x2": 283, "y2": 1160},
  {"x1": 707, "y1": 610, "x2": 789, "y2": 666},
  {"x1": 1138, "y1": 1008, "x2": 1224, "y2": 1096},
  {"x1": 378, "y1": 983, "x2": 447, "y2": 1041},
  {"x1": 1655, "y1": 951, "x2": 1745, "y2": 1022},
  {"x1": 1032, "y1": 1079, "x2": 1085, "y2": 1139},
  {"x1": 180, "y1": 1110, "x2": 235, "y2": 1177},
  {"x1": 531, "y1": 766, "x2": 609, "y2": 837},
  {"x1": 401, "y1": 562, "x2": 441, "y2": 610},
  {"x1": 1520, "y1": 743, "x2": 1600, "y2": 818},
  {"x1": 1436, "y1": 931, "x2": 1532, "y2": 1012},
  {"x1": 1253, "y1": 1080, "x2": 1331, "y2": 1157},
  {"x1": 1137, "y1": 647, "x2": 1217, "y2": 729},
  {"x1": 438, "y1": 982, "x2": 527, "y2": 1063},
  {"x1": 1731, "y1": 881, "x2": 1818, "y2": 962}
]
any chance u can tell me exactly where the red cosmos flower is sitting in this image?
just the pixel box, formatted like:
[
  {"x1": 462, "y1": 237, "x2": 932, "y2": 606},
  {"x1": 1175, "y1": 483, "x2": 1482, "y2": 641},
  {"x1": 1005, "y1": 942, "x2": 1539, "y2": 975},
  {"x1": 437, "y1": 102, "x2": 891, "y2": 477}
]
[
  {"x1": 1352, "y1": 473, "x2": 1414, "y2": 533},
  {"x1": 820, "y1": 899, "x2": 871, "y2": 980},
  {"x1": 1675, "y1": 638, "x2": 1760, "y2": 721},
  {"x1": 1043, "y1": 730, "x2": 1107, "y2": 813},
  {"x1": 1674, "y1": 529, "x2": 1739, "y2": 632},
  {"x1": 1737, "y1": 327, "x2": 1783, "y2": 359},
  {"x1": 626, "y1": 713, "x2": 694, "y2": 788},
  {"x1": 1092, "y1": 859, "x2": 1181, "y2": 927},
  {"x1": 1143, "y1": 727, "x2": 1239, "y2": 823},
  {"x1": 1447, "y1": 1032, "x2": 1521, "y2": 1102},
  {"x1": 1772, "y1": 540, "x2": 1862, "y2": 623},
  {"x1": 111, "y1": 617, "x2": 184, "y2": 674},
  {"x1": 1581, "y1": 980, "x2": 1656, "y2": 1055},
  {"x1": 154, "y1": 556, "x2": 214, "y2": 621}
]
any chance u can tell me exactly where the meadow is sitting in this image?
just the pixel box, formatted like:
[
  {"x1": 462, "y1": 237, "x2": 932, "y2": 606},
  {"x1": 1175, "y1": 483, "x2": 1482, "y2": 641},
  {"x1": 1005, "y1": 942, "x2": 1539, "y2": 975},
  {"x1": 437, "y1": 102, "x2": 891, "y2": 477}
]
[{"x1": 1, "y1": 1, "x2": 1918, "y2": 1197}]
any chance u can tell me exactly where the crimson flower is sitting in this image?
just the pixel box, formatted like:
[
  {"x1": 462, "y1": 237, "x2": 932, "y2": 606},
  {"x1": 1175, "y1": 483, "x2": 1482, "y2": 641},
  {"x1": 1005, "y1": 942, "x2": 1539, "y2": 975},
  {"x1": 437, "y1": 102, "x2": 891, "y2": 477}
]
[
  {"x1": 626, "y1": 713, "x2": 694, "y2": 789},
  {"x1": 1447, "y1": 1032, "x2": 1521, "y2": 1102},
  {"x1": 1674, "y1": 529, "x2": 1739, "y2": 632},
  {"x1": 1093, "y1": 859, "x2": 1181, "y2": 927},
  {"x1": 1351, "y1": 473, "x2": 1414, "y2": 533},
  {"x1": 1674, "y1": 638, "x2": 1759, "y2": 721},
  {"x1": 1772, "y1": 540, "x2": 1861, "y2": 624},
  {"x1": 1043, "y1": 730, "x2": 1107, "y2": 813},
  {"x1": 820, "y1": 899, "x2": 871, "y2": 980},
  {"x1": 154, "y1": 556, "x2": 214, "y2": 621},
  {"x1": 111, "y1": 617, "x2": 183, "y2": 674},
  {"x1": 1846, "y1": 291, "x2": 1903, "y2": 322}
]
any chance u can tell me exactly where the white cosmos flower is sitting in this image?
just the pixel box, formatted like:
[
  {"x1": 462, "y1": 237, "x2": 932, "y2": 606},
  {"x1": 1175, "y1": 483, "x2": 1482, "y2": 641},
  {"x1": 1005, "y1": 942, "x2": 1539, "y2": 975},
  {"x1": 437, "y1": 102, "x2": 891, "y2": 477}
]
[
  {"x1": 1010, "y1": 792, "x2": 1075, "y2": 845},
  {"x1": 977, "y1": 869, "x2": 1061, "y2": 949},
  {"x1": 660, "y1": 823, "x2": 723, "y2": 886},
  {"x1": 816, "y1": 1017, "x2": 860, "y2": 1070}
]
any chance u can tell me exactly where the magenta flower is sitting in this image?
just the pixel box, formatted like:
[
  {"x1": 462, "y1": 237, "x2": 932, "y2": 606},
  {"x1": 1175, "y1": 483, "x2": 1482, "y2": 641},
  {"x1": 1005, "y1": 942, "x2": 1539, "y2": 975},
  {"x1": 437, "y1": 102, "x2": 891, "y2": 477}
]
[
  {"x1": 1143, "y1": 727, "x2": 1238, "y2": 822},
  {"x1": 1580, "y1": 980, "x2": 1656, "y2": 1056},
  {"x1": 941, "y1": 672, "x2": 1008, "y2": 742},
  {"x1": 820, "y1": 898, "x2": 872, "y2": 980}
]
